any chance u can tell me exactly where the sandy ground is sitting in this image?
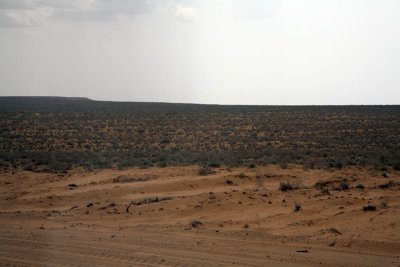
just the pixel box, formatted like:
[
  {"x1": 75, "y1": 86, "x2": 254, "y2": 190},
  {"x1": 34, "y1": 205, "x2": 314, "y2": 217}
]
[{"x1": 1, "y1": 165, "x2": 399, "y2": 266}]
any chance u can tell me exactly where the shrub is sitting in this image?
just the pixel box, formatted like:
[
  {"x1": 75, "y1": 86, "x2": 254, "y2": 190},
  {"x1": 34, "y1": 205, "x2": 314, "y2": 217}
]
[
  {"x1": 208, "y1": 192, "x2": 216, "y2": 200},
  {"x1": 190, "y1": 220, "x2": 203, "y2": 228},
  {"x1": 320, "y1": 188, "x2": 331, "y2": 195},
  {"x1": 293, "y1": 201, "x2": 302, "y2": 212},
  {"x1": 393, "y1": 162, "x2": 400, "y2": 171},
  {"x1": 113, "y1": 176, "x2": 149, "y2": 183},
  {"x1": 279, "y1": 181, "x2": 299, "y2": 192},
  {"x1": 279, "y1": 181, "x2": 292, "y2": 191},
  {"x1": 208, "y1": 162, "x2": 220, "y2": 168},
  {"x1": 238, "y1": 172, "x2": 247, "y2": 179},
  {"x1": 132, "y1": 196, "x2": 172, "y2": 206},
  {"x1": 334, "y1": 181, "x2": 349, "y2": 191},
  {"x1": 247, "y1": 163, "x2": 256, "y2": 169},
  {"x1": 315, "y1": 180, "x2": 327, "y2": 190},
  {"x1": 363, "y1": 205, "x2": 376, "y2": 211},
  {"x1": 355, "y1": 183, "x2": 364, "y2": 189},
  {"x1": 158, "y1": 161, "x2": 168, "y2": 168},
  {"x1": 198, "y1": 166, "x2": 214, "y2": 176},
  {"x1": 225, "y1": 179, "x2": 234, "y2": 185},
  {"x1": 279, "y1": 162, "x2": 288, "y2": 169},
  {"x1": 378, "y1": 180, "x2": 397, "y2": 189}
]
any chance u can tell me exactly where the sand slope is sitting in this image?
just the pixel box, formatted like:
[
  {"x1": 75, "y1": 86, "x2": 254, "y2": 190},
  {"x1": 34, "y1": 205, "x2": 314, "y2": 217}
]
[{"x1": 1, "y1": 165, "x2": 399, "y2": 266}]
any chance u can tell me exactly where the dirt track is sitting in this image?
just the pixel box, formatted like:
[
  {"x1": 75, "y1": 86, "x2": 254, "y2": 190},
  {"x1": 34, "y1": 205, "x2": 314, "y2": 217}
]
[{"x1": 1, "y1": 165, "x2": 399, "y2": 266}]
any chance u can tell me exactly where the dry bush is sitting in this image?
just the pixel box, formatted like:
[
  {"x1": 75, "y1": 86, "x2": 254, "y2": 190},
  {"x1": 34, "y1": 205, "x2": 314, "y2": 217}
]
[
  {"x1": 334, "y1": 181, "x2": 349, "y2": 191},
  {"x1": 279, "y1": 181, "x2": 300, "y2": 192},
  {"x1": 378, "y1": 180, "x2": 398, "y2": 189},
  {"x1": 190, "y1": 220, "x2": 203, "y2": 228},
  {"x1": 131, "y1": 196, "x2": 172, "y2": 206},
  {"x1": 198, "y1": 166, "x2": 215, "y2": 176},
  {"x1": 363, "y1": 205, "x2": 377, "y2": 211},
  {"x1": 113, "y1": 176, "x2": 149, "y2": 183},
  {"x1": 355, "y1": 183, "x2": 365, "y2": 189},
  {"x1": 293, "y1": 201, "x2": 302, "y2": 212}
]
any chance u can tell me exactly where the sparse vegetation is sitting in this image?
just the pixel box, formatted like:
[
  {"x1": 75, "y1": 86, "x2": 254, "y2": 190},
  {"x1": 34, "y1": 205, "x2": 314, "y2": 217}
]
[
  {"x1": 113, "y1": 176, "x2": 149, "y2": 183},
  {"x1": 355, "y1": 183, "x2": 365, "y2": 189},
  {"x1": 279, "y1": 181, "x2": 299, "y2": 192},
  {"x1": 247, "y1": 163, "x2": 256, "y2": 168},
  {"x1": 208, "y1": 192, "x2": 216, "y2": 200},
  {"x1": 393, "y1": 162, "x2": 400, "y2": 171},
  {"x1": 1, "y1": 98, "x2": 399, "y2": 172},
  {"x1": 378, "y1": 180, "x2": 398, "y2": 189},
  {"x1": 238, "y1": 172, "x2": 247, "y2": 179},
  {"x1": 293, "y1": 201, "x2": 302, "y2": 212},
  {"x1": 363, "y1": 205, "x2": 377, "y2": 211},
  {"x1": 327, "y1": 227, "x2": 342, "y2": 235},
  {"x1": 320, "y1": 188, "x2": 331, "y2": 195},
  {"x1": 199, "y1": 166, "x2": 215, "y2": 176},
  {"x1": 130, "y1": 196, "x2": 172, "y2": 206},
  {"x1": 190, "y1": 220, "x2": 203, "y2": 228},
  {"x1": 208, "y1": 162, "x2": 220, "y2": 168},
  {"x1": 333, "y1": 181, "x2": 349, "y2": 191},
  {"x1": 225, "y1": 179, "x2": 234, "y2": 185}
]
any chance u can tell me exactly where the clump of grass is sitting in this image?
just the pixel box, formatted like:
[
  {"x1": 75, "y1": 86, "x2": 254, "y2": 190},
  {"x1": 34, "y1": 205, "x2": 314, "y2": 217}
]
[
  {"x1": 320, "y1": 187, "x2": 331, "y2": 195},
  {"x1": 247, "y1": 163, "x2": 256, "y2": 169},
  {"x1": 279, "y1": 162, "x2": 288, "y2": 169},
  {"x1": 208, "y1": 192, "x2": 216, "y2": 200},
  {"x1": 393, "y1": 162, "x2": 400, "y2": 171},
  {"x1": 190, "y1": 220, "x2": 203, "y2": 228},
  {"x1": 279, "y1": 181, "x2": 299, "y2": 192},
  {"x1": 327, "y1": 227, "x2": 342, "y2": 235},
  {"x1": 131, "y1": 196, "x2": 172, "y2": 206},
  {"x1": 355, "y1": 183, "x2": 365, "y2": 189},
  {"x1": 225, "y1": 179, "x2": 234, "y2": 185},
  {"x1": 362, "y1": 204, "x2": 376, "y2": 212},
  {"x1": 333, "y1": 180, "x2": 349, "y2": 191},
  {"x1": 113, "y1": 176, "x2": 149, "y2": 183},
  {"x1": 314, "y1": 180, "x2": 327, "y2": 190},
  {"x1": 208, "y1": 162, "x2": 220, "y2": 168},
  {"x1": 198, "y1": 166, "x2": 215, "y2": 176},
  {"x1": 279, "y1": 181, "x2": 292, "y2": 191},
  {"x1": 238, "y1": 172, "x2": 247, "y2": 179},
  {"x1": 293, "y1": 201, "x2": 302, "y2": 212},
  {"x1": 378, "y1": 180, "x2": 398, "y2": 189},
  {"x1": 314, "y1": 180, "x2": 332, "y2": 195}
]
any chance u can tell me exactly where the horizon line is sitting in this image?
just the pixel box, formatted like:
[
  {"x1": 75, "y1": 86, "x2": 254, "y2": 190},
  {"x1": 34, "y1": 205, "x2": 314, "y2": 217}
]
[{"x1": 0, "y1": 95, "x2": 399, "y2": 106}]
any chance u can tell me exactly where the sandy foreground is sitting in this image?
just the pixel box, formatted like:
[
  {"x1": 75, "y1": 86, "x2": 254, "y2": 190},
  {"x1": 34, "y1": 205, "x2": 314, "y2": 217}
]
[{"x1": 0, "y1": 165, "x2": 399, "y2": 266}]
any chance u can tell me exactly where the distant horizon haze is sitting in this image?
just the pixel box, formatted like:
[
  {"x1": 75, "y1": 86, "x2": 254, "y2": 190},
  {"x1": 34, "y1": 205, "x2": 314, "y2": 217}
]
[
  {"x1": 0, "y1": 0, "x2": 399, "y2": 105},
  {"x1": 0, "y1": 95, "x2": 398, "y2": 106}
]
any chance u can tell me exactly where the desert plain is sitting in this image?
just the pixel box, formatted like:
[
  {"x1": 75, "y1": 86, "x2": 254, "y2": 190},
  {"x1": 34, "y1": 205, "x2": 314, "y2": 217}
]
[
  {"x1": 1, "y1": 99, "x2": 399, "y2": 266},
  {"x1": 1, "y1": 165, "x2": 399, "y2": 266}
]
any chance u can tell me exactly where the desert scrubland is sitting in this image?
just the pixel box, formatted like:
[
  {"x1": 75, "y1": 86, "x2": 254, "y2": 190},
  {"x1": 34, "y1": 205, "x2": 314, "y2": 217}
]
[{"x1": 0, "y1": 97, "x2": 399, "y2": 266}]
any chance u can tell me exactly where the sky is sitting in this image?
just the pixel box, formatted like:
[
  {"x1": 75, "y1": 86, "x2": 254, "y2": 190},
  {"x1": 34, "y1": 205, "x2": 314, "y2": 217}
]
[{"x1": 0, "y1": 0, "x2": 399, "y2": 105}]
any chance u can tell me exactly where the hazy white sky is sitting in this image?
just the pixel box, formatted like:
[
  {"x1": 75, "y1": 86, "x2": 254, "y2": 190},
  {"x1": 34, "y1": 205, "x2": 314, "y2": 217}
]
[{"x1": 0, "y1": 0, "x2": 399, "y2": 104}]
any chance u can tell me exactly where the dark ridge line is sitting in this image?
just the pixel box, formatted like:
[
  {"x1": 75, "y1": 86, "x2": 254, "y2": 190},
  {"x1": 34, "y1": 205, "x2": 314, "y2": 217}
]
[{"x1": 0, "y1": 96, "x2": 398, "y2": 106}]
